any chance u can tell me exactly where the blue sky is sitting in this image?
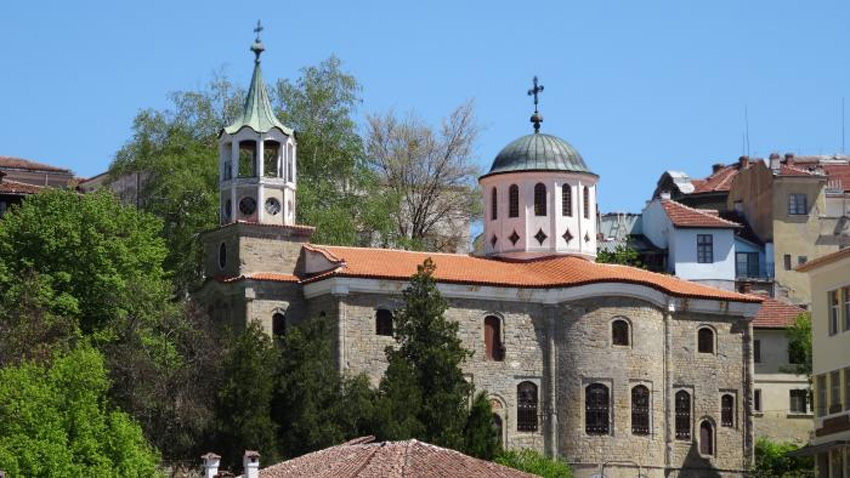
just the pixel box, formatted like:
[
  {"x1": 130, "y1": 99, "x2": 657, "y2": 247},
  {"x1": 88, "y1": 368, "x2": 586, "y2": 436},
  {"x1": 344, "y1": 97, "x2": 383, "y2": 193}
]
[{"x1": 2, "y1": 0, "x2": 849, "y2": 212}]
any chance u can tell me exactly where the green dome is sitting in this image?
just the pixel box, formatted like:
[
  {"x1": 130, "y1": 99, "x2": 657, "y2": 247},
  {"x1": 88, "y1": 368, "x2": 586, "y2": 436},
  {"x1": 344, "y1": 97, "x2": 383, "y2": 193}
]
[{"x1": 482, "y1": 133, "x2": 594, "y2": 178}]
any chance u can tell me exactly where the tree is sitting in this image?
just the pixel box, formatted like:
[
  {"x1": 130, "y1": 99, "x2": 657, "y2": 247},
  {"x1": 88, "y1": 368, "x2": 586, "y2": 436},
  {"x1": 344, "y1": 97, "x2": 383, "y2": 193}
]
[
  {"x1": 751, "y1": 437, "x2": 813, "y2": 478},
  {"x1": 0, "y1": 347, "x2": 162, "y2": 477},
  {"x1": 213, "y1": 321, "x2": 279, "y2": 471},
  {"x1": 596, "y1": 244, "x2": 645, "y2": 269},
  {"x1": 365, "y1": 102, "x2": 481, "y2": 252},
  {"x1": 273, "y1": 314, "x2": 375, "y2": 458},
  {"x1": 782, "y1": 312, "x2": 812, "y2": 379},
  {"x1": 463, "y1": 392, "x2": 502, "y2": 461},
  {"x1": 495, "y1": 449, "x2": 574, "y2": 478},
  {"x1": 375, "y1": 258, "x2": 473, "y2": 450},
  {"x1": 274, "y1": 56, "x2": 396, "y2": 247}
]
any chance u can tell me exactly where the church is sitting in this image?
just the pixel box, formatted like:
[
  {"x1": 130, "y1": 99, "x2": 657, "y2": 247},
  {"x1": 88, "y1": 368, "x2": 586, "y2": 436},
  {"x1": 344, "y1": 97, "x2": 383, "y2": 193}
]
[{"x1": 197, "y1": 32, "x2": 763, "y2": 478}]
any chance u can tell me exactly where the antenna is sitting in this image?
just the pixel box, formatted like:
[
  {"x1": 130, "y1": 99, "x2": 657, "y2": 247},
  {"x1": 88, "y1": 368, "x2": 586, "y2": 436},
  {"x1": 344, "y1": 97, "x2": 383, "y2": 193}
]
[
  {"x1": 842, "y1": 97, "x2": 845, "y2": 154},
  {"x1": 744, "y1": 106, "x2": 751, "y2": 157}
]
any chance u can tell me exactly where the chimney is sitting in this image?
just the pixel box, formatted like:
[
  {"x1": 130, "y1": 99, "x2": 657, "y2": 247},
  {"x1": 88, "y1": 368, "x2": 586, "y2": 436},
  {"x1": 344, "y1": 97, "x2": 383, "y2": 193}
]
[
  {"x1": 739, "y1": 283, "x2": 753, "y2": 294},
  {"x1": 738, "y1": 156, "x2": 750, "y2": 168},
  {"x1": 785, "y1": 152, "x2": 795, "y2": 166},
  {"x1": 769, "y1": 153, "x2": 781, "y2": 172},
  {"x1": 243, "y1": 450, "x2": 260, "y2": 478},
  {"x1": 712, "y1": 163, "x2": 725, "y2": 174},
  {"x1": 660, "y1": 191, "x2": 672, "y2": 200},
  {"x1": 201, "y1": 453, "x2": 221, "y2": 478}
]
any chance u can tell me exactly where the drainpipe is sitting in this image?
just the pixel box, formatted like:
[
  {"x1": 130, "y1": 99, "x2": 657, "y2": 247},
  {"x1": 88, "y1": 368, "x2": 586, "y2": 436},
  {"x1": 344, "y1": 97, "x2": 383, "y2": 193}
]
[
  {"x1": 546, "y1": 304, "x2": 559, "y2": 458},
  {"x1": 664, "y1": 300, "x2": 675, "y2": 471}
]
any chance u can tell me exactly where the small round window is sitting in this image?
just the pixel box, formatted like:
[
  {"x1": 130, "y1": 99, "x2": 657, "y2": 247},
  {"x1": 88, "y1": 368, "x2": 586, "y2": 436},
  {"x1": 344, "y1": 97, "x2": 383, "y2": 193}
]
[
  {"x1": 265, "y1": 198, "x2": 281, "y2": 215},
  {"x1": 239, "y1": 196, "x2": 257, "y2": 216},
  {"x1": 218, "y1": 242, "x2": 227, "y2": 270}
]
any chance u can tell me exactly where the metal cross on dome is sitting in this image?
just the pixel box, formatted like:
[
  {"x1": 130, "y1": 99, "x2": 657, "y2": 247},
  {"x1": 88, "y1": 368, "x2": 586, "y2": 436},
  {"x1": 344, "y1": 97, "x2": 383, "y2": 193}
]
[
  {"x1": 528, "y1": 76, "x2": 544, "y2": 114},
  {"x1": 254, "y1": 20, "x2": 264, "y2": 42}
]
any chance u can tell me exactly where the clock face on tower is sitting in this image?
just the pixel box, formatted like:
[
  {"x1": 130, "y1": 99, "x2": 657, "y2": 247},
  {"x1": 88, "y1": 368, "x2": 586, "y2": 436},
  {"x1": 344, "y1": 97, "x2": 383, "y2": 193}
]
[
  {"x1": 265, "y1": 198, "x2": 281, "y2": 215},
  {"x1": 239, "y1": 196, "x2": 257, "y2": 216}
]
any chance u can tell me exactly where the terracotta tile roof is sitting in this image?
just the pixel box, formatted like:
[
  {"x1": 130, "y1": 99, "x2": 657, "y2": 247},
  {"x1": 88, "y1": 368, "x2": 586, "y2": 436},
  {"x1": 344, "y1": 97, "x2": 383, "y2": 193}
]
[
  {"x1": 692, "y1": 164, "x2": 740, "y2": 193},
  {"x1": 753, "y1": 297, "x2": 806, "y2": 328},
  {"x1": 796, "y1": 246, "x2": 850, "y2": 273},
  {"x1": 214, "y1": 273, "x2": 299, "y2": 283},
  {"x1": 0, "y1": 178, "x2": 44, "y2": 195},
  {"x1": 250, "y1": 438, "x2": 537, "y2": 478},
  {"x1": 303, "y1": 245, "x2": 761, "y2": 303},
  {"x1": 778, "y1": 163, "x2": 818, "y2": 178},
  {"x1": 823, "y1": 164, "x2": 850, "y2": 192},
  {"x1": 660, "y1": 200, "x2": 742, "y2": 229},
  {"x1": 0, "y1": 156, "x2": 69, "y2": 173}
]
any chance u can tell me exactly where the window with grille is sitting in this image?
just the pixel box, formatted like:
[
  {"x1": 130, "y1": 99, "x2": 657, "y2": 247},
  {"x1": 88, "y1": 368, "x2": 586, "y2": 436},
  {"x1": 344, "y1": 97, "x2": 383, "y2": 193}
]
[
  {"x1": 789, "y1": 389, "x2": 808, "y2": 414},
  {"x1": 612, "y1": 319, "x2": 630, "y2": 346},
  {"x1": 698, "y1": 328, "x2": 715, "y2": 354},
  {"x1": 491, "y1": 188, "x2": 498, "y2": 220},
  {"x1": 484, "y1": 316, "x2": 504, "y2": 361},
  {"x1": 788, "y1": 193, "x2": 808, "y2": 215},
  {"x1": 697, "y1": 234, "x2": 714, "y2": 263},
  {"x1": 817, "y1": 375, "x2": 827, "y2": 417},
  {"x1": 509, "y1": 185, "x2": 519, "y2": 218},
  {"x1": 562, "y1": 185, "x2": 572, "y2": 217},
  {"x1": 534, "y1": 183, "x2": 547, "y2": 216},
  {"x1": 830, "y1": 290, "x2": 839, "y2": 336},
  {"x1": 586, "y1": 383, "x2": 610, "y2": 435},
  {"x1": 376, "y1": 309, "x2": 393, "y2": 336},
  {"x1": 699, "y1": 421, "x2": 714, "y2": 456},
  {"x1": 272, "y1": 312, "x2": 286, "y2": 338},
  {"x1": 735, "y1": 252, "x2": 760, "y2": 278},
  {"x1": 844, "y1": 288, "x2": 850, "y2": 332},
  {"x1": 675, "y1": 390, "x2": 691, "y2": 440},
  {"x1": 517, "y1": 382, "x2": 538, "y2": 432},
  {"x1": 721, "y1": 394, "x2": 734, "y2": 427},
  {"x1": 583, "y1": 186, "x2": 590, "y2": 219},
  {"x1": 784, "y1": 254, "x2": 792, "y2": 271},
  {"x1": 631, "y1": 385, "x2": 650, "y2": 435}
]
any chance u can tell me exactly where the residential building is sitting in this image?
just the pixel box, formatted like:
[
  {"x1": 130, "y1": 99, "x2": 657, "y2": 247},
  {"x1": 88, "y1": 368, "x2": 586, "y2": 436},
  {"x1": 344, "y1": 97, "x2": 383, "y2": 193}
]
[
  {"x1": 0, "y1": 156, "x2": 74, "y2": 216},
  {"x1": 796, "y1": 249, "x2": 850, "y2": 477},
  {"x1": 197, "y1": 33, "x2": 762, "y2": 477}
]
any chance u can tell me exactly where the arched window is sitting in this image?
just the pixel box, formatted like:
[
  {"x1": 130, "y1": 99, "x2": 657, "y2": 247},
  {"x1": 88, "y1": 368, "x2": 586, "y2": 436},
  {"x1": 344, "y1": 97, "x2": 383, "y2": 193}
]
[
  {"x1": 509, "y1": 185, "x2": 519, "y2": 218},
  {"x1": 272, "y1": 312, "x2": 286, "y2": 338},
  {"x1": 586, "y1": 383, "x2": 610, "y2": 435},
  {"x1": 631, "y1": 385, "x2": 650, "y2": 435},
  {"x1": 699, "y1": 420, "x2": 714, "y2": 455},
  {"x1": 517, "y1": 382, "x2": 538, "y2": 432},
  {"x1": 376, "y1": 309, "x2": 393, "y2": 336},
  {"x1": 491, "y1": 188, "x2": 498, "y2": 220},
  {"x1": 484, "y1": 316, "x2": 504, "y2": 361},
  {"x1": 263, "y1": 140, "x2": 281, "y2": 177},
  {"x1": 583, "y1": 185, "x2": 590, "y2": 219},
  {"x1": 675, "y1": 390, "x2": 691, "y2": 440},
  {"x1": 562, "y1": 185, "x2": 572, "y2": 217},
  {"x1": 286, "y1": 144, "x2": 294, "y2": 182},
  {"x1": 612, "y1": 319, "x2": 630, "y2": 346},
  {"x1": 698, "y1": 327, "x2": 715, "y2": 354},
  {"x1": 238, "y1": 140, "x2": 257, "y2": 178},
  {"x1": 534, "y1": 183, "x2": 547, "y2": 216},
  {"x1": 721, "y1": 394, "x2": 734, "y2": 427}
]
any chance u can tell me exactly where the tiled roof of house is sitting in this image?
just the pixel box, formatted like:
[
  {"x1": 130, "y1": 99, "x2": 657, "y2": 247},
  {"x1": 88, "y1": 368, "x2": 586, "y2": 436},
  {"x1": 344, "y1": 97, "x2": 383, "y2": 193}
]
[
  {"x1": 691, "y1": 164, "x2": 742, "y2": 193},
  {"x1": 660, "y1": 199, "x2": 742, "y2": 229},
  {"x1": 796, "y1": 246, "x2": 850, "y2": 273},
  {"x1": 823, "y1": 164, "x2": 850, "y2": 192},
  {"x1": 299, "y1": 245, "x2": 760, "y2": 303},
  {"x1": 778, "y1": 163, "x2": 819, "y2": 178},
  {"x1": 247, "y1": 438, "x2": 537, "y2": 478},
  {"x1": 753, "y1": 297, "x2": 806, "y2": 328},
  {"x1": 0, "y1": 156, "x2": 69, "y2": 173},
  {"x1": 215, "y1": 273, "x2": 299, "y2": 283},
  {"x1": 0, "y1": 178, "x2": 44, "y2": 195}
]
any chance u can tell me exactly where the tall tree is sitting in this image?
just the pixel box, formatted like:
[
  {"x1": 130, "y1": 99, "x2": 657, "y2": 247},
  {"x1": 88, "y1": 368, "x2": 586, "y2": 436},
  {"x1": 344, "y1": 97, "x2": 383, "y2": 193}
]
[
  {"x1": 0, "y1": 346, "x2": 162, "y2": 478},
  {"x1": 782, "y1": 312, "x2": 812, "y2": 379},
  {"x1": 376, "y1": 258, "x2": 473, "y2": 450},
  {"x1": 274, "y1": 56, "x2": 395, "y2": 246},
  {"x1": 365, "y1": 102, "x2": 481, "y2": 251}
]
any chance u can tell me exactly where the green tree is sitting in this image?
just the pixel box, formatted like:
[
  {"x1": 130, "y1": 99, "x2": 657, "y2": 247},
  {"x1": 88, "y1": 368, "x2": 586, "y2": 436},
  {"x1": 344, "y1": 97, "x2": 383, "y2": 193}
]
[
  {"x1": 375, "y1": 258, "x2": 473, "y2": 450},
  {"x1": 0, "y1": 347, "x2": 162, "y2": 477},
  {"x1": 495, "y1": 449, "x2": 574, "y2": 478},
  {"x1": 596, "y1": 244, "x2": 645, "y2": 269},
  {"x1": 463, "y1": 392, "x2": 502, "y2": 461},
  {"x1": 751, "y1": 437, "x2": 813, "y2": 478},
  {"x1": 783, "y1": 312, "x2": 812, "y2": 379},
  {"x1": 273, "y1": 314, "x2": 375, "y2": 458},
  {"x1": 213, "y1": 321, "x2": 280, "y2": 470}
]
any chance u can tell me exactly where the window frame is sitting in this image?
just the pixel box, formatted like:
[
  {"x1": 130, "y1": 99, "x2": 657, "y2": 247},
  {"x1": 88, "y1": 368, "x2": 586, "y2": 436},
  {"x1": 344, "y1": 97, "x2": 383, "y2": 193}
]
[
  {"x1": 517, "y1": 381, "x2": 539, "y2": 432},
  {"x1": 788, "y1": 193, "x2": 808, "y2": 215},
  {"x1": 697, "y1": 234, "x2": 714, "y2": 264},
  {"x1": 583, "y1": 186, "x2": 590, "y2": 219},
  {"x1": 735, "y1": 252, "x2": 760, "y2": 278},
  {"x1": 484, "y1": 315, "x2": 505, "y2": 362},
  {"x1": 830, "y1": 370, "x2": 841, "y2": 412},
  {"x1": 375, "y1": 309, "x2": 394, "y2": 336},
  {"x1": 508, "y1": 185, "x2": 519, "y2": 218},
  {"x1": 534, "y1": 183, "x2": 547, "y2": 216},
  {"x1": 697, "y1": 327, "x2": 716, "y2": 354},
  {"x1": 699, "y1": 420, "x2": 714, "y2": 456},
  {"x1": 562, "y1": 185, "x2": 572, "y2": 217},
  {"x1": 754, "y1": 339, "x2": 761, "y2": 363},
  {"x1": 789, "y1": 389, "x2": 808, "y2": 414},
  {"x1": 631, "y1": 385, "x2": 650, "y2": 436},
  {"x1": 611, "y1": 318, "x2": 631, "y2": 347},
  {"x1": 490, "y1": 187, "x2": 498, "y2": 221},
  {"x1": 585, "y1": 383, "x2": 611, "y2": 436},
  {"x1": 829, "y1": 290, "x2": 839, "y2": 336},
  {"x1": 754, "y1": 389, "x2": 762, "y2": 413},
  {"x1": 675, "y1": 390, "x2": 692, "y2": 440},
  {"x1": 720, "y1": 394, "x2": 734, "y2": 427},
  {"x1": 844, "y1": 287, "x2": 850, "y2": 332},
  {"x1": 784, "y1": 254, "x2": 792, "y2": 271},
  {"x1": 272, "y1": 311, "x2": 286, "y2": 338},
  {"x1": 817, "y1": 374, "x2": 827, "y2": 417}
]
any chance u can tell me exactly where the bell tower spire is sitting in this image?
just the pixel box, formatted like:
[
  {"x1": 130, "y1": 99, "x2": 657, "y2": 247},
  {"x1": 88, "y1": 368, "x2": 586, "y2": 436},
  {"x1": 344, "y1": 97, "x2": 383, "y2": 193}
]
[{"x1": 217, "y1": 21, "x2": 297, "y2": 226}]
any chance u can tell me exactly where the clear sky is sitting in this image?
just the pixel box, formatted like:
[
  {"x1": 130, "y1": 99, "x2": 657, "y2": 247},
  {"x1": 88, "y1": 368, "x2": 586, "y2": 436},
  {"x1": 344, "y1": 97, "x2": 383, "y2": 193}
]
[{"x1": 2, "y1": 0, "x2": 850, "y2": 212}]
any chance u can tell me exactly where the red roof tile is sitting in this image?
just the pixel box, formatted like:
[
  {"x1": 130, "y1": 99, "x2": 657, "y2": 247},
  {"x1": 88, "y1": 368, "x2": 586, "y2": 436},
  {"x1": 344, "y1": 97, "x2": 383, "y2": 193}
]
[
  {"x1": 660, "y1": 200, "x2": 742, "y2": 228},
  {"x1": 778, "y1": 164, "x2": 818, "y2": 178},
  {"x1": 0, "y1": 178, "x2": 44, "y2": 195},
  {"x1": 249, "y1": 438, "x2": 537, "y2": 478},
  {"x1": 692, "y1": 164, "x2": 741, "y2": 193},
  {"x1": 796, "y1": 246, "x2": 850, "y2": 273},
  {"x1": 0, "y1": 156, "x2": 69, "y2": 173},
  {"x1": 303, "y1": 245, "x2": 760, "y2": 303},
  {"x1": 823, "y1": 164, "x2": 850, "y2": 192},
  {"x1": 753, "y1": 297, "x2": 806, "y2": 328}
]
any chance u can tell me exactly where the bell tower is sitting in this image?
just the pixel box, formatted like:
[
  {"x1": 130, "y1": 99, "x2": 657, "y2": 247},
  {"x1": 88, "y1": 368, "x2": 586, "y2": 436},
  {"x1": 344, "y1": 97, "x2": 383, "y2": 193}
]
[{"x1": 218, "y1": 21, "x2": 296, "y2": 226}]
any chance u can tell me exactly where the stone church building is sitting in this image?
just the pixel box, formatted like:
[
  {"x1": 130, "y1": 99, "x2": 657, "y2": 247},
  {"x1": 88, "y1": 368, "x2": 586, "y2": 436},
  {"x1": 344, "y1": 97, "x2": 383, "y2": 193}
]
[{"x1": 198, "y1": 34, "x2": 763, "y2": 478}]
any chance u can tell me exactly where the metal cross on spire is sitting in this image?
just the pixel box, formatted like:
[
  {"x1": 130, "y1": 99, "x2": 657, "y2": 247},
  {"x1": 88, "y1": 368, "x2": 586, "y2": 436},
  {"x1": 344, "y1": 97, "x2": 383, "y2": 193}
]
[
  {"x1": 250, "y1": 20, "x2": 266, "y2": 63},
  {"x1": 528, "y1": 76, "x2": 545, "y2": 133}
]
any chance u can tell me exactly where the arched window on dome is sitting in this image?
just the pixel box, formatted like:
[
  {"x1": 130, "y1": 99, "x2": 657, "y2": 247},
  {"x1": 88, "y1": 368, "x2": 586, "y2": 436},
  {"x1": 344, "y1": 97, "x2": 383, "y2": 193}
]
[
  {"x1": 562, "y1": 185, "x2": 572, "y2": 217},
  {"x1": 238, "y1": 140, "x2": 257, "y2": 178},
  {"x1": 263, "y1": 140, "x2": 281, "y2": 177},
  {"x1": 583, "y1": 185, "x2": 590, "y2": 219},
  {"x1": 534, "y1": 183, "x2": 547, "y2": 216},
  {"x1": 491, "y1": 188, "x2": 498, "y2": 221},
  {"x1": 509, "y1": 185, "x2": 519, "y2": 218}
]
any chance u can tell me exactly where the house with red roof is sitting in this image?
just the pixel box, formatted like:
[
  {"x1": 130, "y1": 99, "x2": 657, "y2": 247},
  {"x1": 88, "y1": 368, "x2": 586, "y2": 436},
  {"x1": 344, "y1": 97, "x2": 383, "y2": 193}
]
[
  {"x1": 197, "y1": 35, "x2": 764, "y2": 478},
  {"x1": 0, "y1": 156, "x2": 75, "y2": 217}
]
